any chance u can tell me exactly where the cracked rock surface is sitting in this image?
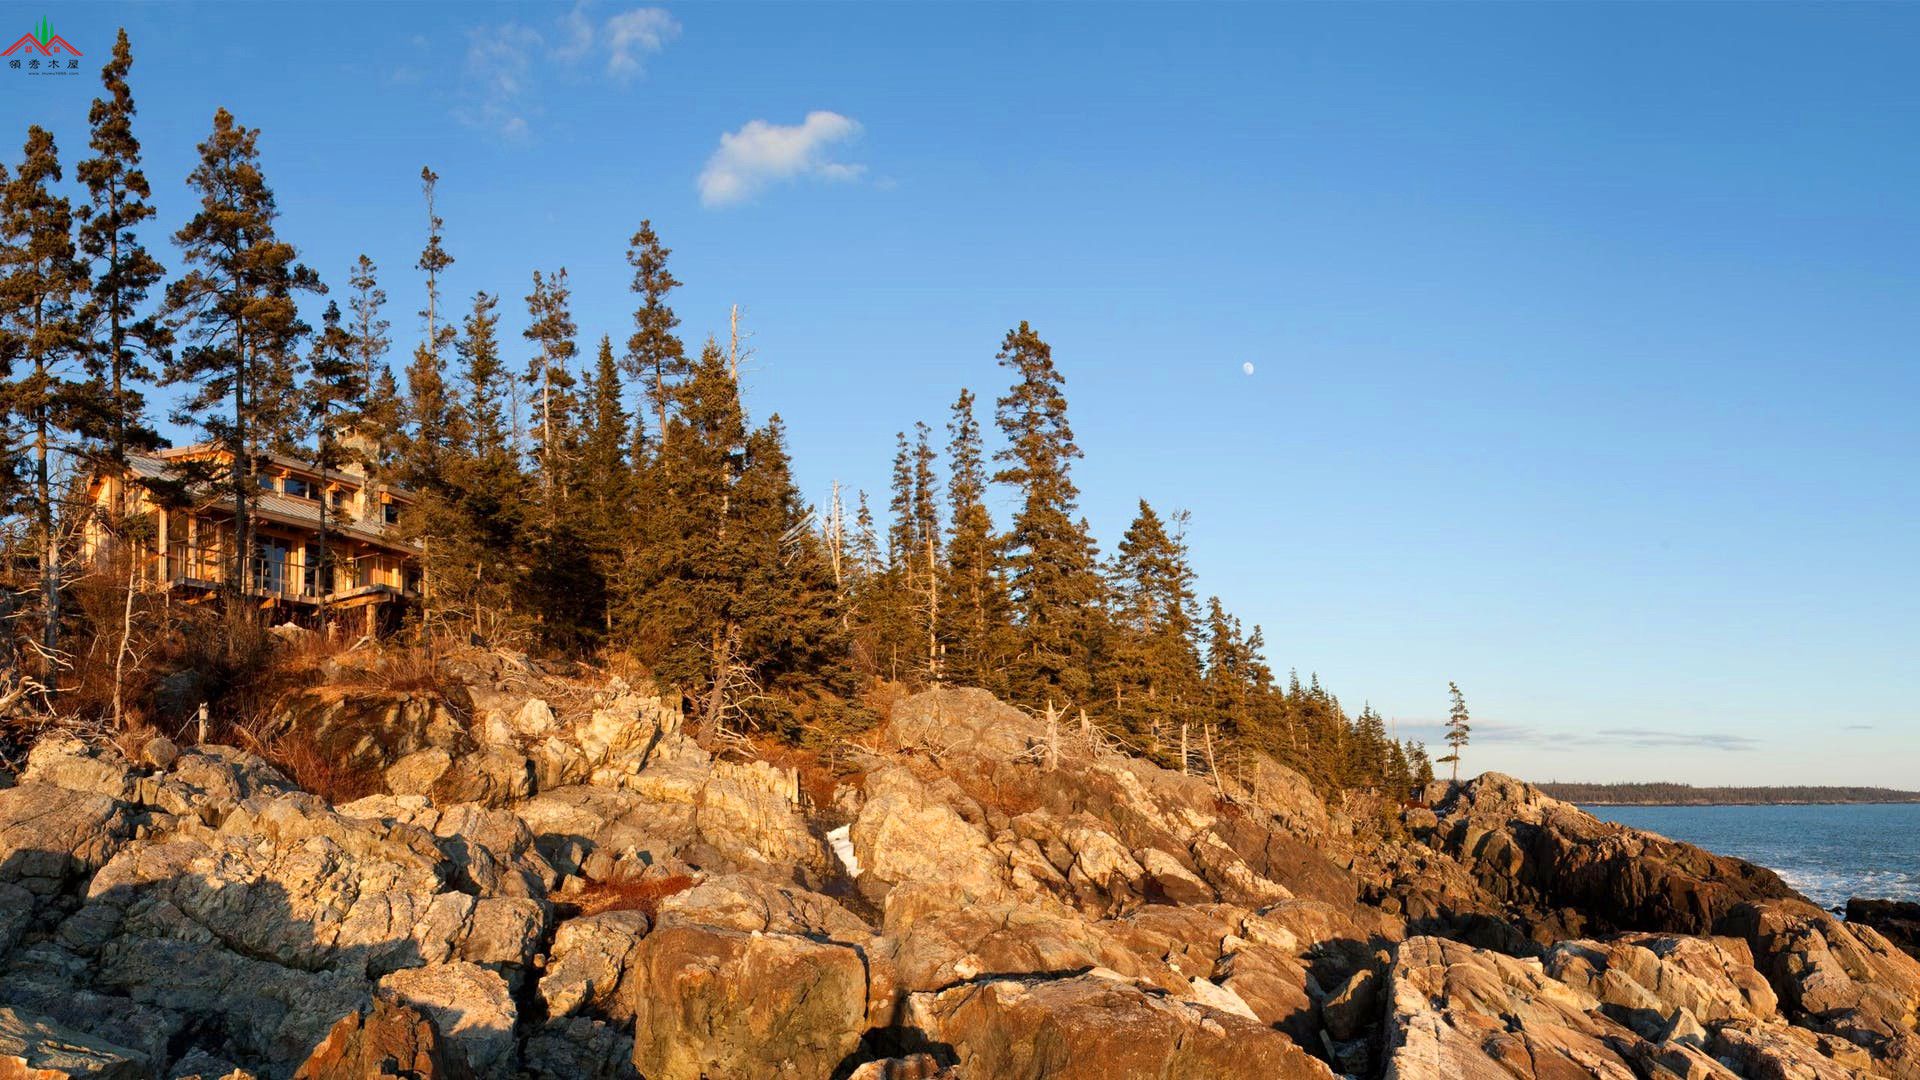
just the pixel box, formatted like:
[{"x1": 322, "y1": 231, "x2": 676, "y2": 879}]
[{"x1": 2, "y1": 650, "x2": 1915, "y2": 1079}]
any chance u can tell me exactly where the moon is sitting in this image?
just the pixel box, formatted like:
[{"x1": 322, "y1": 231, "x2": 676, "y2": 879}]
[{"x1": 1242, "y1": 361, "x2": 1255, "y2": 375}]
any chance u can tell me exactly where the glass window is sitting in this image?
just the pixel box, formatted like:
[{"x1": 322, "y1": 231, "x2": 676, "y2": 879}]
[
  {"x1": 383, "y1": 502, "x2": 400, "y2": 525},
  {"x1": 284, "y1": 476, "x2": 317, "y2": 500}
]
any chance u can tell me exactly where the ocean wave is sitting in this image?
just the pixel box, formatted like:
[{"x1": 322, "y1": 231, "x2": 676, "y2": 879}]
[{"x1": 1775, "y1": 866, "x2": 1920, "y2": 910}]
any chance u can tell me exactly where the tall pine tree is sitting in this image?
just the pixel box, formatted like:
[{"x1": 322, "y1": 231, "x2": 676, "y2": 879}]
[
  {"x1": 75, "y1": 27, "x2": 166, "y2": 488},
  {"x1": 303, "y1": 299, "x2": 363, "y2": 613},
  {"x1": 0, "y1": 126, "x2": 89, "y2": 685},
  {"x1": 1106, "y1": 500, "x2": 1202, "y2": 755},
  {"x1": 940, "y1": 388, "x2": 1010, "y2": 693},
  {"x1": 992, "y1": 322, "x2": 1103, "y2": 709},
  {"x1": 625, "y1": 221, "x2": 685, "y2": 442},
  {"x1": 164, "y1": 108, "x2": 319, "y2": 596}
]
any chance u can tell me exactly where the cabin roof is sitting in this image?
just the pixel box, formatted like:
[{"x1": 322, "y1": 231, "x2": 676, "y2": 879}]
[{"x1": 117, "y1": 449, "x2": 418, "y2": 555}]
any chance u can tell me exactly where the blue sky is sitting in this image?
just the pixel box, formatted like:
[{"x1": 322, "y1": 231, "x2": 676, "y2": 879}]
[{"x1": 5, "y1": 3, "x2": 1916, "y2": 786}]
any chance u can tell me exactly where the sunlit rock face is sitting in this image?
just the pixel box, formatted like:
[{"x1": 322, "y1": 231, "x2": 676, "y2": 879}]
[{"x1": 3, "y1": 661, "x2": 1912, "y2": 1080}]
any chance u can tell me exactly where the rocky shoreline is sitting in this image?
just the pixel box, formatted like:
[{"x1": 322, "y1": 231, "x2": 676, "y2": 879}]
[{"x1": 2, "y1": 648, "x2": 1916, "y2": 1079}]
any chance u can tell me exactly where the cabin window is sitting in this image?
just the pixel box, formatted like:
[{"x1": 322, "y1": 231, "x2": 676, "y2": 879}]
[
  {"x1": 304, "y1": 543, "x2": 326, "y2": 596},
  {"x1": 256, "y1": 474, "x2": 277, "y2": 492},
  {"x1": 284, "y1": 476, "x2": 317, "y2": 500},
  {"x1": 382, "y1": 502, "x2": 400, "y2": 525}
]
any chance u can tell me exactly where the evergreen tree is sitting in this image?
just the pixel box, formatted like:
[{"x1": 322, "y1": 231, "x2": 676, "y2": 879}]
[
  {"x1": 1440, "y1": 681, "x2": 1472, "y2": 782},
  {"x1": 1353, "y1": 703, "x2": 1390, "y2": 790},
  {"x1": 0, "y1": 126, "x2": 89, "y2": 684},
  {"x1": 164, "y1": 108, "x2": 320, "y2": 596},
  {"x1": 861, "y1": 428, "x2": 927, "y2": 681},
  {"x1": 403, "y1": 168, "x2": 458, "y2": 478},
  {"x1": 522, "y1": 268, "x2": 577, "y2": 497},
  {"x1": 520, "y1": 269, "x2": 593, "y2": 648},
  {"x1": 1202, "y1": 597, "x2": 1254, "y2": 740},
  {"x1": 577, "y1": 335, "x2": 632, "y2": 634},
  {"x1": 992, "y1": 322, "x2": 1103, "y2": 708},
  {"x1": 75, "y1": 27, "x2": 166, "y2": 483},
  {"x1": 344, "y1": 254, "x2": 393, "y2": 469},
  {"x1": 623, "y1": 338, "x2": 748, "y2": 714},
  {"x1": 733, "y1": 415, "x2": 854, "y2": 736},
  {"x1": 940, "y1": 388, "x2": 1009, "y2": 693},
  {"x1": 1106, "y1": 500, "x2": 1202, "y2": 754},
  {"x1": 624, "y1": 220, "x2": 685, "y2": 440},
  {"x1": 304, "y1": 299, "x2": 363, "y2": 613},
  {"x1": 397, "y1": 171, "x2": 464, "y2": 639},
  {"x1": 1409, "y1": 740, "x2": 1435, "y2": 787},
  {"x1": 443, "y1": 290, "x2": 527, "y2": 639}
]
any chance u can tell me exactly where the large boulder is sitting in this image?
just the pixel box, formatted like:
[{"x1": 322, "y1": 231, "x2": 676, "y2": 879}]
[
  {"x1": 853, "y1": 766, "x2": 1008, "y2": 905},
  {"x1": 1847, "y1": 897, "x2": 1920, "y2": 960},
  {"x1": 1725, "y1": 898, "x2": 1920, "y2": 1078},
  {"x1": 1379, "y1": 936, "x2": 1714, "y2": 1079},
  {"x1": 621, "y1": 923, "x2": 868, "y2": 1080},
  {"x1": 1544, "y1": 932, "x2": 1779, "y2": 1034},
  {"x1": 60, "y1": 794, "x2": 503, "y2": 1072},
  {"x1": 903, "y1": 973, "x2": 1335, "y2": 1080},
  {"x1": 0, "y1": 784, "x2": 136, "y2": 899},
  {"x1": 1429, "y1": 773, "x2": 1799, "y2": 942},
  {"x1": 290, "y1": 999, "x2": 472, "y2": 1080},
  {"x1": 268, "y1": 687, "x2": 467, "y2": 775},
  {"x1": 691, "y1": 760, "x2": 828, "y2": 876},
  {"x1": 377, "y1": 962, "x2": 517, "y2": 1077},
  {"x1": 0, "y1": 1004, "x2": 145, "y2": 1079},
  {"x1": 539, "y1": 910, "x2": 651, "y2": 1021}
]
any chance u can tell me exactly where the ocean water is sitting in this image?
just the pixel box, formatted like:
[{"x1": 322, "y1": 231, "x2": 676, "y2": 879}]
[{"x1": 1582, "y1": 803, "x2": 1920, "y2": 911}]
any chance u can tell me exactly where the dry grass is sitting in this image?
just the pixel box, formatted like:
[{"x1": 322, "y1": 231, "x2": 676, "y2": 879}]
[
  {"x1": 259, "y1": 727, "x2": 387, "y2": 804},
  {"x1": 361, "y1": 646, "x2": 454, "y2": 695},
  {"x1": 564, "y1": 872, "x2": 697, "y2": 920}
]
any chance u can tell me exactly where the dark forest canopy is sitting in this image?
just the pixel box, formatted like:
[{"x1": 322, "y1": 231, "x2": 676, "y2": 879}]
[
  {"x1": 0, "y1": 30, "x2": 1442, "y2": 798},
  {"x1": 1541, "y1": 782, "x2": 1920, "y2": 806}
]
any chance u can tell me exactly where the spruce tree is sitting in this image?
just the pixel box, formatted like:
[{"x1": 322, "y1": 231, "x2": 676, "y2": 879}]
[
  {"x1": 1107, "y1": 500, "x2": 1202, "y2": 755},
  {"x1": 734, "y1": 415, "x2": 854, "y2": 736},
  {"x1": 638, "y1": 338, "x2": 748, "y2": 717},
  {"x1": 304, "y1": 299, "x2": 363, "y2": 611},
  {"x1": 404, "y1": 169, "x2": 458, "y2": 480},
  {"x1": 522, "y1": 268, "x2": 577, "y2": 498},
  {"x1": 0, "y1": 126, "x2": 89, "y2": 684},
  {"x1": 445, "y1": 290, "x2": 526, "y2": 638},
  {"x1": 344, "y1": 254, "x2": 393, "y2": 469},
  {"x1": 164, "y1": 108, "x2": 320, "y2": 596},
  {"x1": 578, "y1": 335, "x2": 632, "y2": 633},
  {"x1": 398, "y1": 171, "x2": 465, "y2": 639},
  {"x1": 625, "y1": 220, "x2": 685, "y2": 440},
  {"x1": 1441, "y1": 681, "x2": 1472, "y2": 782},
  {"x1": 992, "y1": 322, "x2": 1103, "y2": 708},
  {"x1": 940, "y1": 388, "x2": 1009, "y2": 693},
  {"x1": 75, "y1": 27, "x2": 166, "y2": 485}
]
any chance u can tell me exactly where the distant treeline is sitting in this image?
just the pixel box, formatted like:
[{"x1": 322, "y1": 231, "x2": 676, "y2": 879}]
[{"x1": 1542, "y1": 782, "x2": 1920, "y2": 806}]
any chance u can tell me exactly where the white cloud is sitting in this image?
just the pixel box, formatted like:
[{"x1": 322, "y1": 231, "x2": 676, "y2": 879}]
[
  {"x1": 698, "y1": 112, "x2": 866, "y2": 208},
  {"x1": 605, "y1": 8, "x2": 678, "y2": 79},
  {"x1": 458, "y1": 5, "x2": 678, "y2": 139}
]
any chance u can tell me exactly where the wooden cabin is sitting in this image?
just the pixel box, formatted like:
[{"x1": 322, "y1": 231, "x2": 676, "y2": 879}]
[{"x1": 81, "y1": 444, "x2": 421, "y2": 633}]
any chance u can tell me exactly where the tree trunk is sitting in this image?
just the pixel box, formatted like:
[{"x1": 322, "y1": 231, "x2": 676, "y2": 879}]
[
  {"x1": 112, "y1": 541, "x2": 137, "y2": 729},
  {"x1": 35, "y1": 354, "x2": 57, "y2": 697}
]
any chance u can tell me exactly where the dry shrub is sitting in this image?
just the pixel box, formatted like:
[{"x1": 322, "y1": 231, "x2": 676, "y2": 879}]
[
  {"x1": 859, "y1": 679, "x2": 912, "y2": 722},
  {"x1": 749, "y1": 738, "x2": 864, "y2": 811},
  {"x1": 564, "y1": 872, "x2": 697, "y2": 921},
  {"x1": 262, "y1": 727, "x2": 386, "y2": 805},
  {"x1": 362, "y1": 645, "x2": 451, "y2": 695},
  {"x1": 961, "y1": 759, "x2": 1044, "y2": 818}
]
